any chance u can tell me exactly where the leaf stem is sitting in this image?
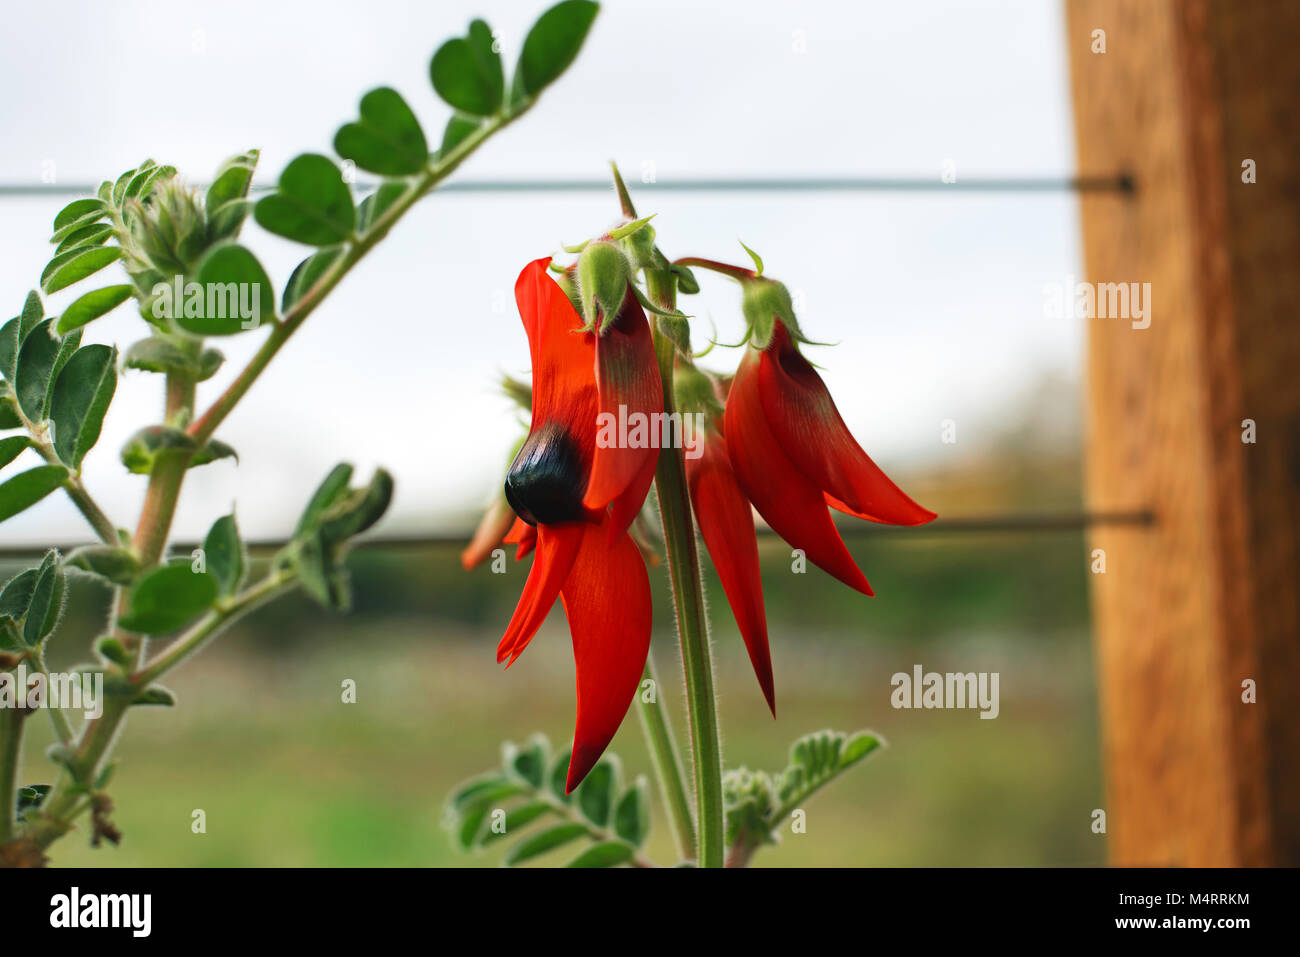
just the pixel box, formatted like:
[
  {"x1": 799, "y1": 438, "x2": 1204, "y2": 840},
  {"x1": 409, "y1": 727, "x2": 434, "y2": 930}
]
[
  {"x1": 671, "y1": 257, "x2": 756, "y2": 283},
  {"x1": 33, "y1": 649, "x2": 74, "y2": 745},
  {"x1": 645, "y1": 267, "x2": 725, "y2": 868},
  {"x1": 635, "y1": 655, "x2": 696, "y2": 860}
]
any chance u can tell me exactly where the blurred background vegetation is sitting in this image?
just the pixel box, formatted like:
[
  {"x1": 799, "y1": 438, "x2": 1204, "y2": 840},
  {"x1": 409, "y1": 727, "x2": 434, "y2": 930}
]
[{"x1": 13, "y1": 374, "x2": 1103, "y2": 867}]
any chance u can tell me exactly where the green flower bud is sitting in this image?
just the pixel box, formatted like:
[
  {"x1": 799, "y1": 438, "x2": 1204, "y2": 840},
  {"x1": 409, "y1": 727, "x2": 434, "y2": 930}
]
[
  {"x1": 576, "y1": 240, "x2": 630, "y2": 332},
  {"x1": 126, "y1": 179, "x2": 208, "y2": 279}
]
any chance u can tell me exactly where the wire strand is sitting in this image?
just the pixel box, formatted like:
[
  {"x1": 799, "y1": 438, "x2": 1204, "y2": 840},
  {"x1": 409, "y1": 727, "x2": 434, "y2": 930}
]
[
  {"x1": 0, "y1": 510, "x2": 1155, "y2": 561},
  {"x1": 0, "y1": 174, "x2": 1136, "y2": 198}
]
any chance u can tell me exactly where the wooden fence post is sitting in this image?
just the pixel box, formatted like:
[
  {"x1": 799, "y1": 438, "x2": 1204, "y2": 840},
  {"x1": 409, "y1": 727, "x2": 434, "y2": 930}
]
[{"x1": 1067, "y1": 0, "x2": 1300, "y2": 866}]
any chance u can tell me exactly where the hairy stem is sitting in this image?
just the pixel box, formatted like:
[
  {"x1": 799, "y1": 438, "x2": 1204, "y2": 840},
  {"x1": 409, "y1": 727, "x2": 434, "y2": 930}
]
[
  {"x1": 646, "y1": 267, "x2": 725, "y2": 868},
  {"x1": 33, "y1": 649, "x2": 74, "y2": 745},
  {"x1": 635, "y1": 655, "x2": 696, "y2": 860},
  {"x1": 0, "y1": 706, "x2": 24, "y2": 845},
  {"x1": 671, "y1": 257, "x2": 756, "y2": 283}
]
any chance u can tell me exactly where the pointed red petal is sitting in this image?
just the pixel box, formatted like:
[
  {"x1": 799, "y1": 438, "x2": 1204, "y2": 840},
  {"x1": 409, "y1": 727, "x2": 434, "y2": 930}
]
[
  {"x1": 687, "y1": 426, "x2": 775, "y2": 714},
  {"x1": 757, "y1": 321, "x2": 936, "y2": 526},
  {"x1": 504, "y1": 517, "x2": 537, "y2": 561},
  {"x1": 496, "y1": 523, "x2": 583, "y2": 666},
  {"x1": 583, "y1": 287, "x2": 662, "y2": 532},
  {"x1": 559, "y1": 519, "x2": 652, "y2": 792},
  {"x1": 725, "y1": 346, "x2": 875, "y2": 596}
]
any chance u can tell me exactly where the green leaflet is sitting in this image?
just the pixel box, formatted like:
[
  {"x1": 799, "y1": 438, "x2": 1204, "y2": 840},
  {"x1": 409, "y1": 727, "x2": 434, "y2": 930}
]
[
  {"x1": 254, "y1": 154, "x2": 355, "y2": 246},
  {"x1": 50, "y1": 344, "x2": 118, "y2": 469},
  {"x1": 117, "y1": 561, "x2": 218, "y2": 635},
  {"x1": 443, "y1": 734, "x2": 647, "y2": 867},
  {"x1": 335, "y1": 87, "x2": 429, "y2": 176}
]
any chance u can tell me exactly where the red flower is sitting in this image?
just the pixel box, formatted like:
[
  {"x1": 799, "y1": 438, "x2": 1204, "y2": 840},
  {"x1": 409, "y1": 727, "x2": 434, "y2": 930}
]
[
  {"x1": 686, "y1": 410, "x2": 774, "y2": 714},
  {"x1": 498, "y1": 258, "x2": 661, "y2": 792},
  {"x1": 725, "y1": 319, "x2": 936, "y2": 595}
]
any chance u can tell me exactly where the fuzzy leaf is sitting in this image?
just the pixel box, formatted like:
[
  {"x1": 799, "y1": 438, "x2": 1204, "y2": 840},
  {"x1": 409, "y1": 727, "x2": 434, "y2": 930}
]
[
  {"x1": 41, "y1": 246, "x2": 122, "y2": 295},
  {"x1": 56, "y1": 285, "x2": 133, "y2": 336},
  {"x1": 14, "y1": 318, "x2": 61, "y2": 420},
  {"x1": 203, "y1": 513, "x2": 246, "y2": 597},
  {"x1": 479, "y1": 801, "x2": 551, "y2": 846},
  {"x1": 515, "y1": 0, "x2": 598, "y2": 100},
  {"x1": 430, "y1": 20, "x2": 504, "y2": 116},
  {"x1": 613, "y1": 777, "x2": 650, "y2": 847},
  {"x1": 50, "y1": 344, "x2": 117, "y2": 468},
  {"x1": 52, "y1": 199, "x2": 106, "y2": 233},
  {"x1": 576, "y1": 757, "x2": 618, "y2": 828},
  {"x1": 174, "y1": 243, "x2": 273, "y2": 335},
  {"x1": 254, "y1": 154, "x2": 355, "y2": 246},
  {"x1": 281, "y1": 247, "x2": 343, "y2": 313},
  {"x1": 117, "y1": 561, "x2": 218, "y2": 635},
  {"x1": 55, "y1": 223, "x2": 113, "y2": 256},
  {"x1": 334, "y1": 87, "x2": 429, "y2": 175},
  {"x1": 504, "y1": 822, "x2": 588, "y2": 866},
  {"x1": 0, "y1": 435, "x2": 30, "y2": 471},
  {"x1": 567, "y1": 841, "x2": 633, "y2": 868},
  {"x1": 356, "y1": 182, "x2": 407, "y2": 234},
  {"x1": 294, "y1": 464, "x2": 354, "y2": 536},
  {"x1": 23, "y1": 550, "x2": 66, "y2": 648},
  {"x1": 65, "y1": 546, "x2": 139, "y2": 586},
  {"x1": 0, "y1": 465, "x2": 67, "y2": 524}
]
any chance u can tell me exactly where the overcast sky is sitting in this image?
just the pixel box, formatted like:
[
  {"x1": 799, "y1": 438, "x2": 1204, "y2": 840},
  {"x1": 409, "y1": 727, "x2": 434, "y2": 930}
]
[{"x1": 0, "y1": 0, "x2": 1083, "y2": 545}]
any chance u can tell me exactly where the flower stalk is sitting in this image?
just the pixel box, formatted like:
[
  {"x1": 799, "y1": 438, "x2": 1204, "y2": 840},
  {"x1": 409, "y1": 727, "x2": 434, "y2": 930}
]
[
  {"x1": 635, "y1": 656, "x2": 696, "y2": 860},
  {"x1": 645, "y1": 265, "x2": 726, "y2": 868}
]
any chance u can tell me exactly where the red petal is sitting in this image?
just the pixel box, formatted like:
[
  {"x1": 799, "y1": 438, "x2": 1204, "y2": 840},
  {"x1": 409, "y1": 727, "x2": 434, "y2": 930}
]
[
  {"x1": 514, "y1": 259, "x2": 600, "y2": 481},
  {"x1": 725, "y1": 346, "x2": 875, "y2": 596},
  {"x1": 687, "y1": 426, "x2": 775, "y2": 714},
  {"x1": 496, "y1": 523, "x2": 583, "y2": 666},
  {"x1": 461, "y1": 499, "x2": 516, "y2": 570},
  {"x1": 559, "y1": 518, "x2": 652, "y2": 792},
  {"x1": 503, "y1": 517, "x2": 537, "y2": 561},
  {"x1": 583, "y1": 287, "x2": 663, "y2": 535},
  {"x1": 757, "y1": 321, "x2": 935, "y2": 526}
]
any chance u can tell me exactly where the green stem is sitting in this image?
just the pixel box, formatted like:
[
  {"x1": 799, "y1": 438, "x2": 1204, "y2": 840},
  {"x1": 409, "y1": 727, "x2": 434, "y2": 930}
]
[
  {"x1": 62, "y1": 478, "x2": 120, "y2": 546},
  {"x1": 635, "y1": 655, "x2": 696, "y2": 860},
  {"x1": 646, "y1": 267, "x2": 725, "y2": 868},
  {"x1": 23, "y1": 695, "x2": 129, "y2": 849},
  {"x1": 0, "y1": 706, "x2": 24, "y2": 845}
]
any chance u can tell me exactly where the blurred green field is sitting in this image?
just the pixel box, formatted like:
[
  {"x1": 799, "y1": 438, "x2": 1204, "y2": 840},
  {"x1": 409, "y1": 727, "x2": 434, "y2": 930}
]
[{"x1": 15, "y1": 529, "x2": 1106, "y2": 867}]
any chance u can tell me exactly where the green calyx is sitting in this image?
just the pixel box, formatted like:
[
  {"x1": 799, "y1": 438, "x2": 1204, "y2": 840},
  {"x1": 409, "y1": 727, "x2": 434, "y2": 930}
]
[
  {"x1": 740, "y1": 276, "x2": 801, "y2": 348},
  {"x1": 576, "y1": 240, "x2": 631, "y2": 332},
  {"x1": 671, "y1": 361, "x2": 723, "y2": 423}
]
